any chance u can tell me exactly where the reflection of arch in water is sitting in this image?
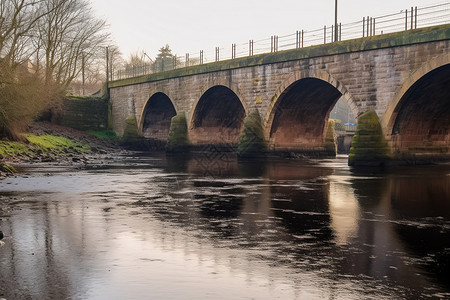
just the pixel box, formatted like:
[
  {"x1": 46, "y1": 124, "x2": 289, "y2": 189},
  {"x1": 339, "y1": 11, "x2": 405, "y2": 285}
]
[
  {"x1": 389, "y1": 172, "x2": 450, "y2": 287},
  {"x1": 187, "y1": 152, "x2": 239, "y2": 177},
  {"x1": 267, "y1": 162, "x2": 333, "y2": 239}
]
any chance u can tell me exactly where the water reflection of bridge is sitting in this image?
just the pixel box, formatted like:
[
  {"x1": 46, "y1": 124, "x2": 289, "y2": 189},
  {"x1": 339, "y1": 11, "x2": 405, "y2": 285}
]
[{"x1": 1, "y1": 158, "x2": 449, "y2": 298}]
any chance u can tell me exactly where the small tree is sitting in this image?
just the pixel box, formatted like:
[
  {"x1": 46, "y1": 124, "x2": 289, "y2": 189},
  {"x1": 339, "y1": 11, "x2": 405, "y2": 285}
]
[
  {"x1": 154, "y1": 44, "x2": 179, "y2": 72},
  {"x1": 35, "y1": 0, "x2": 109, "y2": 116}
]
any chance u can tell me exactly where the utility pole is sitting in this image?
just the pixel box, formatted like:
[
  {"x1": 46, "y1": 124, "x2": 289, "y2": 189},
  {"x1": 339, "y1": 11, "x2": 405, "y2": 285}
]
[
  {"x1": 82, "y1": 52, "x2": 85, "y2": 96},
  {"x1": 106, "y1": 47, "x2": 109, "y2": 84},
  {"x1": 334, "y1": 0, "x2": 338, "y2": 42}
]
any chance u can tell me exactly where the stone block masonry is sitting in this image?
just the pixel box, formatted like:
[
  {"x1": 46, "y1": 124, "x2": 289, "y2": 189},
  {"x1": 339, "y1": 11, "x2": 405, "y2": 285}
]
[
  {"x1": 60, "y1": 97, "x2": 108, "y2": 131},
  {"x1": 108, "y1": 25, "x2": 450, "y2": 161}
]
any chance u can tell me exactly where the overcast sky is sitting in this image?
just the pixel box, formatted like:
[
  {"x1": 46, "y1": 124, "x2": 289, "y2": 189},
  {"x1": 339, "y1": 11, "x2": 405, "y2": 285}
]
[{"x1": 89, "y1": 0, "x2": 448, "y2": 59}]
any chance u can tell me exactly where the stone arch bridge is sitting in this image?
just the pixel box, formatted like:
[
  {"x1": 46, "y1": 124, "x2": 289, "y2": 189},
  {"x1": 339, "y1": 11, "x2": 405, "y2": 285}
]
[{"x1": 108, "y1": 25, "x2": 450, "y2": 160}]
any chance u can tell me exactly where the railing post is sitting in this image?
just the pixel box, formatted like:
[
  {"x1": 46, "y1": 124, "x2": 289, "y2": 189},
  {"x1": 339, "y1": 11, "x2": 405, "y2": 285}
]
[
  {"x1": 411, "y1": 7, "x2": 413, "y2": 30},
  {"x1": 185, "y1": 53, "x2": 189, "y2": 67},
  {"x1": 200, "y1": 50, "x2": 203, "y2": 64},
  {"x1": 249, "y1": 40, "x2": 253, "y2": 56},
  {"x1": 232, "y1": 44, "x2": 236, "y2": 59},
  {"x1": 331, "y1": 25, "x2": 334, "y2": 42},
  {"x1": 301, "y1": 30, "x2": 304, "y2": 47},
  {"x1": 215, "y1": 47, "x2": 219, "y2": 62},
  {"x1": 415, "y1": 6, "x2": 418, "y2": 29},
  {"x1": 405, "y1": 9, "x2": 408, "y2": 31},
  {"x1": 271, "y1": 36, "x2": 279, "y2": 52},
  {"x1": 372, "y1": 18, "x2": 375, "y2": 35},
  {"x1": 324, "y1": 26, "x2": 326, "y2": 44},
  {"x1": 339, "y1": 23, "x2": 342, "y2": 41},
  {"x1": 296, "y1": 31, "x2": 299, "y2": 48},
  {"x1": 367, "y1": 16, "x2": 370, "y2": 36},
  {"x1": 363, "y1": 17, "x2": 365, "y2": 37}
]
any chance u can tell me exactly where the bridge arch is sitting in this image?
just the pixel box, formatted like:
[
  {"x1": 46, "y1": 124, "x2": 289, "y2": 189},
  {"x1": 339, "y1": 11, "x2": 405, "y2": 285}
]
[
  {"x1": 138, "y1": 92, "x2": 177, "y2": 142},
  {"x1": 265, "y1": 69, "x2": 358, "y2": 151},
  {"x1": 383, "y1": 53, "x2": 450, "y2": 154},
  {"x1": 189, "y1": 85, "x2": 247, "y2": 145}
]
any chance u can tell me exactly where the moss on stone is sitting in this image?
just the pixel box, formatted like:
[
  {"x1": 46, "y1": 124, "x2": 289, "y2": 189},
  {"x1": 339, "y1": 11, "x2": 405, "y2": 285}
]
[
  {"x1": 238, "y1": 109, "x2": 266, "y2": 158},
  {"x1": 1, "y1": 133, "x2": 91, "y2": 165},
  {"x1": 166, "y1": 113, "x2": 189, "y2": 153},
  {"x1": 24, "y1": 134, "x2": 90, "y2": 153},
  {"x1": 0, "y1": 162, "x2": 16, "y2": 175},
  {"x1": 348, "y1": 110, "x2": 390, "y2": 166},
  {"x1": 88, "y1": 129, "x2": 118, "y2": 140},
  {"x1": 121, "y1": 115, "x2": 141, "y2": 143},
  {"x1": 0, "y1": 140, "x2": 32, "y2": 157},
  {"x1": 324, "y1": 119, "x2": 337, "y2": 156},
  {"x1": 61, "y1": 97, "x2": 108, "y2": 131},
  {"x1": 108, "y1": 24, "x2": 450, "y2": 88}
]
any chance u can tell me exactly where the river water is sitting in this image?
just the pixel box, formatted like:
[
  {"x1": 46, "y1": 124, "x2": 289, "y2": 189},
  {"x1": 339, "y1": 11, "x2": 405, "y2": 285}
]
[{"x1": 0, "y1": 153, "x2": 449, "y2": 299}]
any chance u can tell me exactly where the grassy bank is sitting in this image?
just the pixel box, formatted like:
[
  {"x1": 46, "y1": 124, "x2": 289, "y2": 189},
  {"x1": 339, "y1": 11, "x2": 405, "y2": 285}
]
[
  {"x1": 0, "y1": 134, "x2": 92, "y2": 176},
  {"x1": 0, "y1": 123, "x2": 120, "y2": 177},
  {"x1": 0, "y1": 134, "x2": 90, "y2": 159}
]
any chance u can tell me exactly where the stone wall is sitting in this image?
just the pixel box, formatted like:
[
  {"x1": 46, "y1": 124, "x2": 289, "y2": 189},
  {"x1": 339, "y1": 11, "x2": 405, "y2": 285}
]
[
  {"x1": 108, "y1": 25, "x2": 450, "y2": 156},
  {"x1": 60, "y1": 97, "x2": 108, "y2": 131}
]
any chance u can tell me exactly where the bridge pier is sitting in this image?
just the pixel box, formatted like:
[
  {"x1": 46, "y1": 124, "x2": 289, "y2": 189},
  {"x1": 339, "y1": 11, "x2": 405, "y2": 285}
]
[
  {"x1": 237, "y1": 109, "x2": 266, "y2": 158},
  {"x1": 349, "y1": 110, "x2": 390, "y2": 167},
  {"x1": 166, "y1": 113, "x2": 189, "y2": 153},
  {"x1": 107, "y1": 25, "x2": 450, "y2": 164}
]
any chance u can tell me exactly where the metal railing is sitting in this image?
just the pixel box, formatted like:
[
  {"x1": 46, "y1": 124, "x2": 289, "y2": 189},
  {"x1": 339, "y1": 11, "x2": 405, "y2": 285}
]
[{"x1": 112, "y1": 2, "x2": 450, "y2": 81}]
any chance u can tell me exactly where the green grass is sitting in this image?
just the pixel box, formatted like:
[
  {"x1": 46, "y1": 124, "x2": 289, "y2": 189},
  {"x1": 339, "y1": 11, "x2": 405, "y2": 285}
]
[
  {"x1": 0, "y1": 140, "x2": 32, "y2": 156},
  {"x1": 23, "y1": 134, "x2": 91, "y2": 153},
  {"x1": 87, "y1": 129, "x2": 118, "y2": 140}
]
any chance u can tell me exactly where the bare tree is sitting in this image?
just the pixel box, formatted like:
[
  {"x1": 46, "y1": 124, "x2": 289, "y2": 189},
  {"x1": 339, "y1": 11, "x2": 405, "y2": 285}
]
[
  {"x1": 36, "y1": 0, "x2": 109, "y2": 92},
  {"x1": 0, "y1": 0, "x2": 45, "y2": 65},
  {"x1": 0, "y1": 0, "x2": 111, "y2": 138},
  {"x1": 107, "y1": 44, "x2": 124, "y2": 81},
  {"x1": 122, "y1": 50, "x2": 150, "y2": 78},
  {"x1": 0, "y1": 1, "x2": 51, "y2": 139}
]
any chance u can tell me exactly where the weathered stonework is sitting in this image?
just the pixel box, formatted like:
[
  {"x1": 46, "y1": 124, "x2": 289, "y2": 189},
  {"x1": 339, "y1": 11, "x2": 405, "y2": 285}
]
[
  {"x1": 108, "y1": 25, "x2": 450, "y2": 158},
  {"x1": 60, "y1": 97, "x2": 108, "y2": 131}
]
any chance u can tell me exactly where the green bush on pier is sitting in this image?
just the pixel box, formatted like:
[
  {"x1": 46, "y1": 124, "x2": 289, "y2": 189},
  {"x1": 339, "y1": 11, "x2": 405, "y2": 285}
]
[
  {"x1": 166, "y1": 113, "x2": 189, "y2": 153},
  {"x1": 324, "y1": 119, "x2": 337, "y2": 156},
  {"x1": 122, "y1": 115, "x2": 140, "y2": 141},
  {"x1": 238, "y1": 110, "x2": 266, "y2": 158},
  {"x1": 348, "y1": 110, "x2": 390, "y2": 166}
]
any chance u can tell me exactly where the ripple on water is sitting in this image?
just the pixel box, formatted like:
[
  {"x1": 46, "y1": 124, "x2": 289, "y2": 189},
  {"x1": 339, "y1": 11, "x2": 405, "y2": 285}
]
[{"x1": 0, "y1": 156, "x2": 449, "y2": 299}]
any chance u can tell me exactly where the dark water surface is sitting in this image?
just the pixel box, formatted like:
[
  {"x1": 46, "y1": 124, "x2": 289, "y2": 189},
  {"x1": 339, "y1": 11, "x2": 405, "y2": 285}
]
[{"x1": 0, "y1": 153, "x2": 449, "y2": 299}]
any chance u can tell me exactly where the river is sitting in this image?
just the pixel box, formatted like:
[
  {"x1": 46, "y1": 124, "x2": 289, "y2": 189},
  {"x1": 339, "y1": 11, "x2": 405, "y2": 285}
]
[{"x1": 0, "y1": 153, "x2": 449, "y2": 299}]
